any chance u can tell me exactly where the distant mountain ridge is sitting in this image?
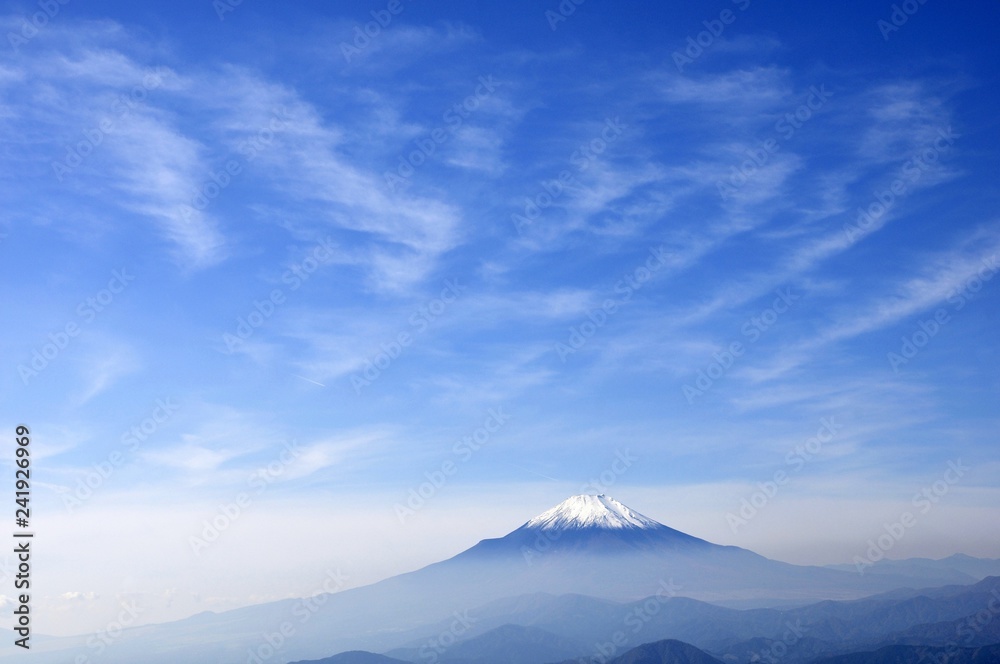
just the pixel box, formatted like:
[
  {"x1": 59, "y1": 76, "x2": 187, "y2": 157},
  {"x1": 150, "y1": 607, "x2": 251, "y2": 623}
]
[
  {"x1": 825, "y1": 553, "x2": 1000, "y2": 585},
  {"x1": 379, "y1": 577, "x2": 1000, "y2": 664},
  {"x1": 290, "y1": 653, "x2": 409, "y2": 664},
  {"x1": 6, "y1": 495, "x2": 999, "y2": 664},
  {"x1": 812, "y1": 644, "x2": 1000, "y2": 664}
]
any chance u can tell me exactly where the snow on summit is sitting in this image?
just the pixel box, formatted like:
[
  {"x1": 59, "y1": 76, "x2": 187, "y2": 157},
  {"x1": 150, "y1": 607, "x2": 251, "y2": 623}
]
[{"x1": 522, "y1": 495, "x2": 663, "y2": 531}]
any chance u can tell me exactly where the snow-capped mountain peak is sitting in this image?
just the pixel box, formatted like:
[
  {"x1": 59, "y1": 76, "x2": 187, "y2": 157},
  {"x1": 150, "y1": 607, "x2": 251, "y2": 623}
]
[{"x1": 521, "y1": 494, "x2": 663, "y2": 531}]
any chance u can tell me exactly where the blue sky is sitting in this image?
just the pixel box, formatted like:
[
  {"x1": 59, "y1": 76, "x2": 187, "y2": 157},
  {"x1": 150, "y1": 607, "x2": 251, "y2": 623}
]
[{"x1": 2, "y1": 0, "x2": 999, "y2": 637}]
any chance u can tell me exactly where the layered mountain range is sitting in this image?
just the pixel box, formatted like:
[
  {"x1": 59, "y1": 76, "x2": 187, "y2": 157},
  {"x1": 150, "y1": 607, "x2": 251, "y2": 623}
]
[{"x1": 7, "y1": 495, "x2": 999, "y2": 663}]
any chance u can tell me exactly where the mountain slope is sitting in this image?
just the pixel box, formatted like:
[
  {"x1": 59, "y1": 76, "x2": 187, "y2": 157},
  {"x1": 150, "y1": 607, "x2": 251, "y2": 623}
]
[
  {"x1": 291, "y1": 652, "x2": 411, "y2": 664},
  {"x1": 461, "y1": 495, "x2": 720, "y2": 558},
  {"x1": 812, "y1": 644, "x2": 1000, "y2": 664},
  {"x1": 439, "y1": 624, "x2": 585, "y2": 664},
  {"x1": 379, "y1": 578, "x2": 1000, "y2": 659},
  {"x1": 709, "y1": 636, "x2": 843, "y2": 664},
  {"x1": 604, "y1": 639, "x2": 723, "y2": 664},
  {"x1": 4, "y1": 495, "x2": 986, "y2": 664}
]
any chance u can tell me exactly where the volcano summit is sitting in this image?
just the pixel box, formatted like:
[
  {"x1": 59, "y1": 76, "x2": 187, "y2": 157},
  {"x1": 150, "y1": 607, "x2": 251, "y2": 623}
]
[
  {"x1": 522, "y1": 494, "x2": 662, "y2": 530},
  {"x1": 9, "y1": 494, "x2": 978, "y2": 664}
]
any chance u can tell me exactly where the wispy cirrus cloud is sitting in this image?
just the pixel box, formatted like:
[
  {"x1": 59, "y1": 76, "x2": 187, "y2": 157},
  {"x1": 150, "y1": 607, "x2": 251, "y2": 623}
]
[
  {"x1": 74, "y1": 342, "x2": 141, "y2": 405},
  {"x1": 738, "y1": 225, "x2": 1000, "y2": 382},
  {"x1": 5, "y1": 5, "x2": 1000, "y2": 638}
]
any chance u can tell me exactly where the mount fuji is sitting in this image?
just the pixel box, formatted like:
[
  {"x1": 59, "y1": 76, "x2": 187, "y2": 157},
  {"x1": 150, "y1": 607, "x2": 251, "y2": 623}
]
[
  {"x1": 522, "y1": 494, "x2": 669, "y2": 530},
  {"x1": 7, "y1": 494, "x2": 977, "y2": 664},
  {"x1": 427, "y1": 494, "x2": 887, "y2": 606},
  {"x1": 466, "y1": 494, "x2": 721, "y2": 557}
]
